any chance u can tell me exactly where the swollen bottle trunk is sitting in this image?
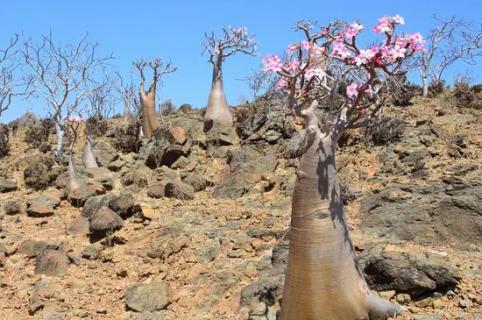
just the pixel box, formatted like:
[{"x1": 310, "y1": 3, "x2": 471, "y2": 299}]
[
  {"x1": 280, "y1": 134, "x2": 369, "y2": 319},
  {"x1": 204, "y1": 63, "x2": 233, "y2": 130}
]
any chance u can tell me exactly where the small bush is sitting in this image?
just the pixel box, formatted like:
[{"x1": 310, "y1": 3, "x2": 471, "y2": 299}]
[
  {"x1": 0, "y1": 124, "x2": 9, "y2": 158},
  {"x1": 366, "y1": 117, "x2": 405, "y2": 145},
  {"x1": 85, "y1": 116, "x2": 109, "y2": 137},
  {"x1": 112, "y1": 119, "x2": 140, "y2": 153},
  {"x1": 453, "y1": 82, "x2": 482, "y2": 109},
  {"x1": 428, "y1": 80, "x2": 445, "y2": 97},
  {"x1": 24, "y1": 155, "x2": 61, "y2": 190},
  {"x1": 24, "y1": 118, "x2": 55, "y2": 149}
]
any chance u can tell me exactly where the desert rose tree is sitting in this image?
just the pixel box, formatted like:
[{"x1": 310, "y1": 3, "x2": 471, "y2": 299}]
[
  {"x1": 133, "y1": 58, "x2": 176, "y2": 138},
  {"x1": 263, "y1": 16, "x2": 424, "y2": 319},
  {"x1": 23, "y1": 33, "x2": 112, "y2": 160},
  {"x1": 202, "y1": 26, "x2": 256, "y2": 131}
]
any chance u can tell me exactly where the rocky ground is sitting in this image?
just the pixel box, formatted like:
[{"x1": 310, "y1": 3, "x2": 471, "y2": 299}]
[{"x1": 0, "y1": 93, "x2": 481, "y2": 320}]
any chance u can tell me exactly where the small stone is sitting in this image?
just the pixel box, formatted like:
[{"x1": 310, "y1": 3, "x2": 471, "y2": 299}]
[
  {"x1": 379, "y1": 290, "x2": 396, "y2": 300},
  {"x1": 69, "y1": 183, "x2": 106, "y2": 207},
  {"x1": 432, "y1": 299, "x2": 444, "y2": 309},
  {"x1": 459, "y1": 299, "x2": 470, "y2": 308},
  {"x1": 395, "y1": 293, "x2": 411, "y2": 304},
  {"x1": 82, "y1": 244, "x2": 103, "y2": 260}
]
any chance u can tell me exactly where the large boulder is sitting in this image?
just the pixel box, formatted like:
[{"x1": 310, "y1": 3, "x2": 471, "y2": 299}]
[
  {"x1": 89, "y1": 206, "x2": 123, "y2": 241},
  {"x1": 359, "y1": 177, "x2": 482, "y2": 244},
  {"x1": 0, "y1": 178, "x2": 17, "y2": 193},
  {"x1": 69, "y1": 183, "x2": 106, "y2": 207},
  {"x1": 164, "y1": 180, "x2": 195, "y2": 200},
  {"x1": 85, "y1": 167, "x2": 114, "y2": 190},
  {"x1": 27, "y1": 193, "x2": 61, "y2": 217},
  {"x1": 34, "y1": 249, "x2": 69, "y2": 277},
  {"x1": 93, "y1": 141, "x2": 119, "y2": 167},
  {"x1": 358, "y1": 245, "x2": 460, "y2": 298},
  {"x1": 213, "y1": 154, "x2": 277, "y2": 199},
  {"x1": 125, "y1": 281, "x2": 170, "y2": 312}
]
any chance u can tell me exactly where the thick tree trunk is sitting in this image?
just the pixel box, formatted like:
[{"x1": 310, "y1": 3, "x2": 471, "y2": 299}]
[
  {"x1": 55, "y1": 122, "x2": 65, "y2": 160},
  {"x1": 140, "y1": 87, "x2": 159, "y2": 138},
  {"x1": 422, "y1": 75, "x2": 429, "y2": 98},
  {"x1": 67, "y1": 147, "x2": 80, "y2": 192},
  {"x1": 82, "y1": 136, "x2": 98, "y2": 169},
  {"x1": 204, "y1": 61, "x2": 233, "y2": 131},
  {"x1": 280, "y1": 131, "x2": 400, "y2": 319}
]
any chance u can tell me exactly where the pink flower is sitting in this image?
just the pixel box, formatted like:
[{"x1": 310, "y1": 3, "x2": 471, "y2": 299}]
[
  {"x1": 302, "y1": 41, "x2": 311, "y2": 50},
  {"x1": 353, "y1": 49, "x2": 376, "y2": 66},
  {"x1": 390, "y1": 45, "x2": 406, "y2": 59},
  {"x1": 305, "y1": 67, "x2": 326, "y2": 80},
  {"x1": 391, "y1": 15, "x2": 405, "y2": 25},
  {"x1": 345, "y1": 22, "x2": 364, "y2": 39},
  {"x1": 346, "y1": 83, "x2": 359, "y2": 99},
  {"x1": 263, "y1": 55, "x2": 282, "y2": 72},
  {"x1": 276, "y1": 78, "x2": 289, "y2": 89},
  {"x1": 288, "y1": 43, "x2": 299, "y2": 53},
  {"x1": 373, "y1": 16, "x2": 393, "y2": 33},
  {"x1": 68, "y1": 115, "x2": 83, "y2": 122},
  {"x1": 407, "y1": 32, "x2": 425, "y2": 51},
  {"x1": 332, "y1": 41, "x2": 352, "y2": 59},
  {"x1": 310, "y1": 43, "x2": 326, "y2": 59},
  {"x1": 284, "y1": 60, "x2": 300, "y2": 72}
]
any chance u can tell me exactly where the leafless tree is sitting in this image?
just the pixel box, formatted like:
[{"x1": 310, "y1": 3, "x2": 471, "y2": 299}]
[
  {"x1": 133, "y1": 57, "x2": 176, "y2": 138},
  {"x1": 414, "y1": 16, "x2": 482, "y2": 97},
  {"x1": 86, "y1": 73, "x2": 116, "y2": 119},
  {"x1": 115, "y1": 73, "x2": 139, "y2": 119},
  {"x1": 202, "y1": 26, "x2": 257, "y2": 130},
  {"x1": 23, "y1": 33, "x2": 112, "y2": 159},
  {"x1": 1, "y1": 34, "x2": 28, "y2": 119}
]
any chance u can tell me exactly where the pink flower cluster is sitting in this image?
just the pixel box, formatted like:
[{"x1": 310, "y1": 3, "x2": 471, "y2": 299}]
[
  {"x1": 263, "y1": 55, "x2": 282, "y2": 72},
  {"x1": 373, "y1": 15, "x2": 405, "y2": 33},
  {"x1": 332, "y1": 41, "x2": 352, "y2": 59},
  {"x1": 346, "y1": 83, "x2": 373, "y2": 99},
  {"x1": 345, "y1": 22, "x2": 364, "y2": 39}
]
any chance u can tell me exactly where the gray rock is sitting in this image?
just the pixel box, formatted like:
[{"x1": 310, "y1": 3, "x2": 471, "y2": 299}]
[
  {"x1": 125, "y1": 281, "x2": 170, "y2": 312},
  {"x1": 147, "y1": 183, "x2": 167, "y2": 199},
  {"x1": 18, "y1": 240, "x2": 57, "y2": 258},
  {"x1": 82, "y1": 194, "x2": 114, "y2": 218},
  {"x1": 358, "y1": 246, "x2": 460, "y2": 298},
  {"x1": 34, "y1": 249, "x2": 69, "y2": 276},
  {"x1": 89, "y1": 206, "x2": 123, "y2": 241},
  {"x1": 164, "y1": 181, "x2": 194, "y2": 200},
  {"x1": 108, "y1": 191, "x2": 137, "y2": 219},
  {"x1": 108, "y1": 159, "x2": 126, "y2": 171},
  {"x1": 81, "y1": 243, "x2": 103, "y2": 260},
  {"x1": 85, "y1": 167, "x2": 113, "y2": 190},
  {"x1": 213, "y1": 155, "x2": 277, "y2": 199},
  {"x1": 360, "y1": 180, "x2": 482, "y2": 244},
  {"x1": 69, "y1": 183, "x2": 106, "y2": 207},
  {"x1": 93, "y1": 141, "x2": 119, "y2": 167},
  {"x1": 0, "y1": 178, "x2": 17, "y2": 193},
  {"x1": 181, "y1": 172, "x2": 211, "y2": 192},
  {"x1": 27, "y1": 194, "x2": 61, "y2": 217}
]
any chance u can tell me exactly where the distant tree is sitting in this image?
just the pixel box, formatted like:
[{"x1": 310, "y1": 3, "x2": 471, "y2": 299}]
[
  {"x1": 1, "y1": 34, "x2": 28, "y2": 119},
  {"x1": 23, "y1": 33, "x2": 112, "y2": 160},
  {"x1": 414, "y1": 16, "x2": 482, "y2": 97},
  {"x1": 86, "y1": 74, "x2": 116, "y2": 119},
  {"x1": 115, "y1": 73, "x2": 139, "y2": 120},
  {"x1": 202, "y1": 26, "x2": 256, "y2": 131},
  {"x1": 263, "y1": 16, "x2": 424, "y2": 319},
  {"x1": 133, "y1": 58, "x2": 176, "y2": 138}
]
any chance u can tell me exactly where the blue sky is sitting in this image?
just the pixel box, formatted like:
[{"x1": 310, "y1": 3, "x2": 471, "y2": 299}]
[{"x1": 1, "y1": 0, "x2": 481, "y2": 122}]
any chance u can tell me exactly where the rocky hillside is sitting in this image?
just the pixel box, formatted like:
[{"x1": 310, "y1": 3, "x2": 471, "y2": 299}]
[{"x1": 0, "y1": 94, "x2": 481, "y2": 320}]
